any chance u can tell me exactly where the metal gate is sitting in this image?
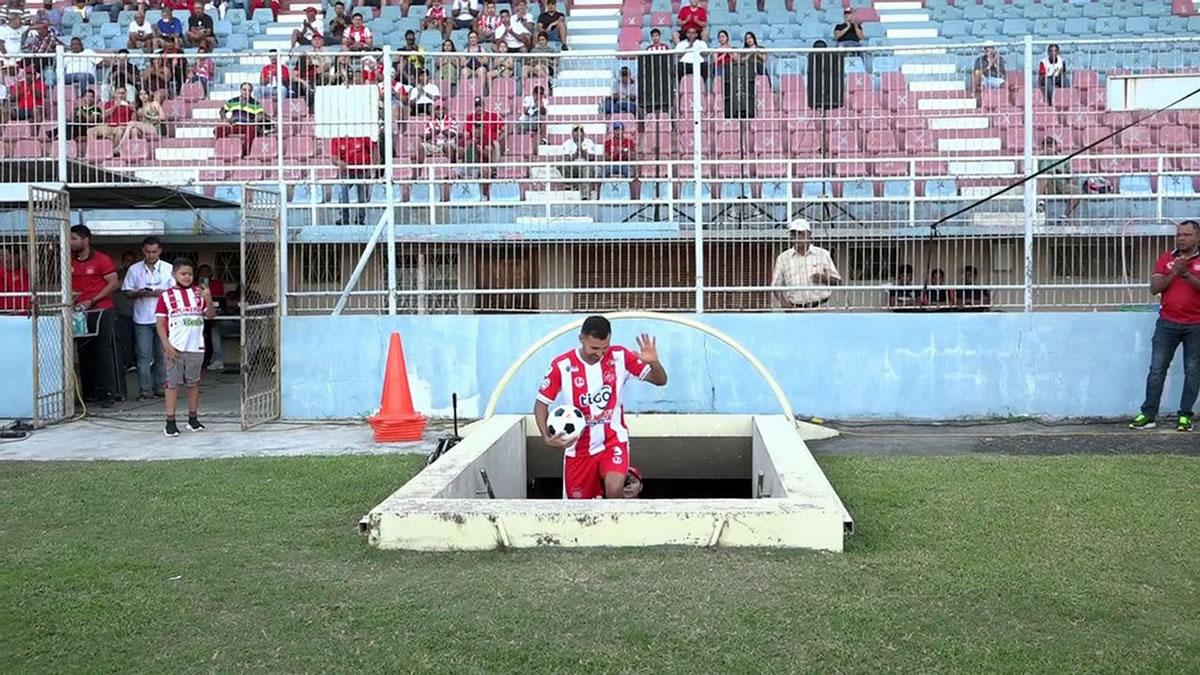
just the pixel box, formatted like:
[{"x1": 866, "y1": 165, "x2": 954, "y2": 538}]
[
  {"x1": 239, "y1": 186, "x2": 282, "y2": 429},
  {"x1": 28, "y1": 186, "x2": 74, "y2": 426}
]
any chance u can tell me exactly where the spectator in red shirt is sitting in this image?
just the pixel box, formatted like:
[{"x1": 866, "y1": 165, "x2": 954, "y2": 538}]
[
  {"x1": 463, "y1": 95, "x2": 504, "y2": 169},
  {"x1": 342, "y1": 13, "x2": 373, "y2": 51},
  {"x1": 0, "y1": 245, "x2": 30, "y2": 316},
  {"x1": 70, "y1": 224, "x2": 119, "y2": 407},
  {"x1": 331, "y1": 136, "x2": 378, "y2": 225},
  {"x1": 676, "y1": 0, "x2": 707, "y2": 42},
  {"x1": 1130, "y1": 220, "x2": 1200, "y2": 432},
  {"x1": 86, "y1": 86, "x2": 136, "y2": 144},
  {"x1": 13, "y1": 65, "x2": 46, "y2": 122},
  {"x1": 249, "y1": 0, "x2": 280, "y2": 22},
  {"x1": 603, "y1": 121, "x2": 637, "y2": 180},
  {"x1": 257, "y1": 50, "x2": 290, "y2": 101}
]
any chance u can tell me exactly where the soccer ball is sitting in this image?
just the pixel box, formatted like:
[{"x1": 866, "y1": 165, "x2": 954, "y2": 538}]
[{"x1": 547, "y1": 405, "x2": 585, "y2": 442}]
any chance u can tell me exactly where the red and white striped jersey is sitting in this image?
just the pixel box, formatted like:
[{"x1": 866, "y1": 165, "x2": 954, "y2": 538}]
[
  {"x1": 537, "y1": 346, "x2": 652, "y2": 457},
  {"x1": 477, "y1": 12, "x2": 501, "y2": 33},
  {"x1": 154, "y1": 286, "x2": 209, "y2": 352}
]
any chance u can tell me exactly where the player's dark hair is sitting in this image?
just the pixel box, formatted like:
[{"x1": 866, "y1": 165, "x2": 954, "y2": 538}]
[
  {"x1": 1180, "y1": 220, "x2": 1199, "y2": 235},
  {"x1": 141, "y1": 235, "x2": 161, "y2": 248},
  {"x1": 963, "y1": 265, "x2": 980, "y2": 276},
  {"x1": 70, "y1": 224, "x2": 91, "y2": 240},
  {"x1": 173, "y1": 256, "x2": 195, "y2": 271},
  {"x1": 898, "y1": 263, "x2": 913, "y2": 275},
  {"x1": 581, "y1": 315, "x2": 611, "y2": 339}
]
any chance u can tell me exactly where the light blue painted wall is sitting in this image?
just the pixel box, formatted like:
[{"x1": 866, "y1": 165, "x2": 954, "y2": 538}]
[
  {"x1": 0, "y1": 317, "x2": 34, "y2": 419},
  {"x1": 279, "y1": 312, "x2": 1181, "y2": 421}
]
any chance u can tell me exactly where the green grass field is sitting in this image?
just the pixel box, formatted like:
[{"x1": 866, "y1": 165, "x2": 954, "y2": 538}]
[{"x1": 2, "y1": 453, "x2": 1198, "y2": 673}]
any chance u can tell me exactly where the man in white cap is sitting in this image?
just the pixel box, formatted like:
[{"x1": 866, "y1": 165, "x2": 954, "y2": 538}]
[{"x1": 770, "y1": 218, "x2": 842, "y2": 309}]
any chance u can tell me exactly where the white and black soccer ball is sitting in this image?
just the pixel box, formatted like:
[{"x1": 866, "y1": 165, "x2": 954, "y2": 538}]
[{"x1": 547, "y1": 405, "x2": 585, "y2": 442}]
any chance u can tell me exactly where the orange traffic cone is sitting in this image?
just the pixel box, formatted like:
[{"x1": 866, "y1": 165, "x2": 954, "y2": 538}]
[{"x1": 368, "y1": 332, "x2": 427, "y2": 442}]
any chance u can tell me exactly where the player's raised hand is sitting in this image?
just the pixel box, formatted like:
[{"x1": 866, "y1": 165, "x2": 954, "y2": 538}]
[{"x1": 636, "y1": 333, "x2": 659, "y2": 364}]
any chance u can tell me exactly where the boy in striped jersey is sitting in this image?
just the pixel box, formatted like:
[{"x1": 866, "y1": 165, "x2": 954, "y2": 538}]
[{"x1": 155, "y1": 258, "x2": 215, "y2": 437}]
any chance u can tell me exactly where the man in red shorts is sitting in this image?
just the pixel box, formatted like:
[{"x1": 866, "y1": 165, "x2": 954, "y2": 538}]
[{"x1": 534, "y1": 315, "x2": 668, "y2": 500}]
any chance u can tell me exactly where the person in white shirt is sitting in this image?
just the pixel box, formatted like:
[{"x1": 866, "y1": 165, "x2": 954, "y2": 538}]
[
  {"x1": 406, "y1": 68, "x2": 440, "y2": 116},
  {"x1": 676, "y1": 27, "x2": 709, "y2": 85},
  {"x1": 121, "y1": 235, "x2": 175, "y2": 400},
  {"x1": 495, "y1": 9, "x2": 530, "y2": 52},
  {"x1": 771, "y1": 218, "x2": 842, "y2": 309},
  {"x1": 561, "y1": 124, "x2": 599, "y2": 200},
  {"x1": 449, "y1": 0, "x2": 479, "y2": 31},
  {"x1": 126, "y1": 10, "x2": 153, "y2": 52},
  {"x1": 0, "y1": 13, "x2": 25, "y2": 71},
  {"x1": 62, "y1": 37, "x2": 101, "y2": 96}
]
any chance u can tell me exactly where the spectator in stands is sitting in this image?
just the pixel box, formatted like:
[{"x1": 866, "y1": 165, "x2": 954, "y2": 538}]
[
  {"x1": 0, "y1": 245, "x2": 30, "y2": 316},
  {"x1": 742, "y1": 31, "x2": 767, "y2": 76},
  {"x1": 249, "y1": 0, "x2": 279, "y2": 22},
  {"x1": 537, "y1": 0, "x2": 567, "y2": 48},
  {"x1": 331, "y1": 135, "x2": 377, "y2": 225},
  {"x1": 399, "y1": 29, "x2": 426, "y2": 82},
  {"x1": 13, "y1": 64, "x2": 46, "y2": 121},
  {"x1": 770, "y1": 218, "x2": 841, "y2": 309},
  {"x1": 463, "y1": 95, "x2": 504, "y2": 184},
  {"x1": 289, "y1": 6, "x2": 321, "y2": 48},
  {"x1": 887, "y1": 263, "x2": 919, "y2": 309},
  {"x1": 450, "y1": 0, "x2": 480, "y2": 34},
  {"x1": 603, "y1": 121, "x2": 636, "y2": 181},
  {"x1": 119, "y1": 88, "x2": 165, "y2": 153},
  {"x1": 676, "y1": 27, "x2": 708, "y2": 86},
  {"x1": 342, "y1": 13, "x2": 372, "y2": 51},
  {"x1": 154, "y1": 7, "x2": 183, "y2": 50},
  {"x1": 421, "y1": 0, "x2": 447, "y2": 36},
  {"x1": 329, "y1": 53, "x2": 355, "y2": 85},
  {"x1": 957, "y1": 265, "x2": 991, "y2": 310},
  {"x1": 327, "y1": 1, "x2": 348, "y2": 43},
  {"x1": 435, "y1": 38, "x2": 459, "y2": 84},
  {"x1": 971, "y1": 45, "x2": 1005, "y2": 102},
  {"x1": 64, "y1": 87, "x2": 101, "y2": 140},
  {"x1": 463, "y1": 29, "x2": 488, "y2": 79},
  {"x1": 1038, "y1": 43, "x2": 1066, "y2": 106},
  {"x1": 561, "y1": 123, "x2": 598, "y2": 199},
  {"x1": 419, "y1": 102, "x2": 458, "y2": 164},
  {"x1": 406, "y1": 69, "x2": 440, "y2": 116},
  {"x1": 62, "y1": 37, "x2": 100, "y2": 97},
  {"x1": 713, "y1": 30, "x2": 733, "y2": 78},
  {"x1": 127, "y1": 10, "x2": 153, "y2": 52},
  {"x1": 646, "y1": 26, "x2": 669, "y2": 51},
  {"x1": 140, "y1": 51, "x2": 174, "y2": 97},
  {"x1": 489, "y1": 39, "x2": 515, "y2": 82},
  {"x1": 833, "y1": 8, "x2": 870, "y2": 73},
  {"x1": 21, "y1": 19, "x2": 58, "y2": 80},
  {"x1": 216, "y1": 82, "x2": 266, "y2": 157},
  {"x1": 86, "y1": 86, "x2": 135, "y2": 144},
  {"x1": 527, "y1": 30, "x2": 556, "y2": 78},
  {"x1": 922, "y1": 268, "x2": 954, "y2": 307},
  {"x1": 39, "y1": 0, "x2": 63, "y2": 34},
  {"x1": 122, "y1": 235, "x2": 173, "y2": 402},
  {"x1": 290, "y1": 34, "x2": 328, "y2": 107},
  {"x1": 185, "y1": 2, "x2": 215, "y2": 50},
  {"x1": 1129, "y1": 220, "x2": 1200, "y2": 432},
  {"x1": 0, "y1": 79, "x2": 9, "y2": 124},
  {"x1": 399, "y1": 0, "x2": 424, "y2": 18},
  {"x1": 355, "y1": 0, "x2": 383, "y2": 20},
  {"x1": 676, "y1": 0, "x2": 707, "y2": 43},
  {"x1": 475, "y1": 0, "x2": 500, "y2": 42},
  {"x1": 92, "y1": 0, "x2": 123, "y2": 25},
  {"x1": 0, "y1": 14, "x2": 25, "y2": 73},
  {"x1": 105, "y1": 49, "x2": 139, "y2": 102},
  {"x1": 186, "y1": 42, "x2": 215, "y2": 95},
  {"x1": 512, "y1": 0, "x2": 535, "y2": 29},
  {"x1": 603, "y1": 66, "x2": 635, "y2": 116},
  {"x1": 496, "y1": 8, "x2": 530, "y2": 52},
  {"x1": 1038, "y1": 136, "x2": 1079, "y2": 220},
  {"x1": 257, "y1": 50, "x2": 289, "y2": 102},
  {"x1": 518, "y1": 83, "x2": 547, "y2": 143},
  {"x1": 70, "y1": 224, "x2": 119, "y2": 408}
]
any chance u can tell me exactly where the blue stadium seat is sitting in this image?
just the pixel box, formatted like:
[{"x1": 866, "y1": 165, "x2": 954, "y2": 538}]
[
  {"x1": 1124, "y1": 17, "x2": 1153, "y2": 34},
  {"x1": 214, "y1": 186, "x2": 243, "y2": 203},
  {"x1": 1163, "y1": 176, "x2": 1197, "y2": 196},
  {"x1": 117, "y1": 10, "x2": 133, "y2": 27},
  {"x1": 843, "y1": 180, "x2": 874, "y2": 199},
  {"x1": 450, "y1": 183, "x2": 482, "y2": 202},
  {"x1": 1119, "y1": 176, "x2": 1153, "y2": 195},
  {"x1": 1095, "y1": 16, "x2": 1122, "y2": 34},
  {"x1": 100, "y1": 23, "x2": 120, "y2": 38},
  {"x1": 226, "y1": 8, "x2": 246, "y2": 24},
  {"x1": 1083, "y1": 3, "x2": 1108, "y2": 18},
  {"x1": 963, "y1": 4, "x2": 991, "y2": 20},
  {"x1": 1164, "y1": 177, "x2": 1200, "y2": 218},
  {"x1": 380, "y1": 5, "x2": 403, "y2": 20},
  {"x1": 942, "y1": 20, "x2": 971, "y2": 38},
  {"x1": 215, "y1": 21, "x2": 232, "y2": 38},
  {"x1": 720, "y1": 183, "x2": 752, "y2": 200},
  {"x1": 971, "y1": 20, "x2": 1002, "y2": 38},
  {"x1": 1002, "y1": 19, "x2": 1031, "y2": 36},
  {"x1": 925, "y1": 179, "x2": 958, "y2": 197},
  {"x1": 1033, "y1": 18, "x2": 1062, "y2": 36},
  {"x1": 801, "y1": 181, "x2": 834, "y2": 198},
  {"x1": 600, "y1": 182, "x2": 631, "y2": 201},
  {"x1": 1063, "y1": 17, "x2": 1093, "y2": 36},
  {"x1": 410, "y1": 183, "x2": 437, "y2": 203},
  {"x1": 488, "y1": 183, "x2": 520, "y2": 202},
  {"x1": 292, "y1": 185, "x2": 324, "y2": 204},
  {"x1": 680, "y1": 182, "x2": 712, "y2": 200},
  {"x1": 761, "y1": 182, "x2": 792, "y2": 200},
  {"x1": 227, "y1": 34, "x2": 249, "y2": 51},
  {"x1": 883, "y1": 181, "x2": 914, "y2": 198}
]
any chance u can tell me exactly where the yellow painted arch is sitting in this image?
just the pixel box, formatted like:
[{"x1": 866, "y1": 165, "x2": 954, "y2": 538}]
[{"x1": 482, "y1": 311, "x2": 798, "y2": 424}]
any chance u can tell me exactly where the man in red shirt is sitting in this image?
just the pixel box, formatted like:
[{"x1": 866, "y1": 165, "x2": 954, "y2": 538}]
[
  {"x1": 463, "y1": 95, "x2": 504, "y2": 177},
  {"x1": 603, "y1": 121, "x2": 637, "y2": 180},
  {"x1": 13, "y1": 65, "x2": 46, "y2": 122},
  {"x1": 257, "y1": 50, "x2": 290, "y2": 102},
  {"x1": 676, "y1": 0, "x2": 707, "y2": 42},
  {"x1": 85, "y1": 86, "x2": 135, "y2": 143},
  {"x1": 70, "y1": 224, "x2": 120, "y2": 407},
  {"x1": 0, "y1": 245, "x2": 31, "y2": 316},
  {"x1": 331, "y1": 136, "x2": 378, "y2": 225},
  {"x1": 1131, "y1": 220, "x2": 1200, "y2": 432}
]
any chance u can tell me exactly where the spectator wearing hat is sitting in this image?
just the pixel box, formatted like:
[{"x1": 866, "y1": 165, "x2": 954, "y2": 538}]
[
  {"x1": 623, "y1": 467, "x2": 644, "y2": 498},
  {"x1": 603, "y1": 66, "x2": 636, "y2": 116},
  {"x1": 603, "y1": 121, "x2": 636, "y2": 180},
  {"x1": 770, "y1": 218, "x2": 841, "y2": 309},
  {"x1": 291, "y1": 6, "x2": 322, "y2": 48}
]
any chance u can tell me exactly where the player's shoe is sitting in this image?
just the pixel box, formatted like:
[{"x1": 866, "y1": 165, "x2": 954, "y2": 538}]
[
  {"x1": 164, "y1": 419, "x2": 180, "y2": 437},
  {"x1": 1176, "y1": 415, "x2": 1192, "y2": 432},
  {"x1": 1128, "y1": 414, "x2": 1156, "y2": 430},
  {"x1": 186, "y1": 417, "x2": 206, "y2": 432}
]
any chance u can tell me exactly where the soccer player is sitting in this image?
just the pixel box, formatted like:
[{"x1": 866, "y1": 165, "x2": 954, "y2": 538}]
[{"x1": 534, "y1": 315, "x2": 668, "y2": 500}]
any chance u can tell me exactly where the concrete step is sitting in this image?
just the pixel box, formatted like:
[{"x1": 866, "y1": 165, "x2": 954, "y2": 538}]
[
  {"x1": 930, "y1": 116, "x2": 990, "y2": 130},
  {"x1": 892, "y1": 47, "x2": 947, "y2": 56},
  {"x1": 949, "y1": 159, "x2": 1017, "y2": 176},
  {"x1": 155, "y1": 147, "x2": 214, "y2": 162},
  {"x1": 192, "y1": 107, "x2": 221, "y2": 120},
  {"x1": 572, "y1": 0, "x2": 622, "y2": 6},
  {"x1": 131, "y1": 168, "x2": 199, "y2": 184},
  {"x1": 264, "y1": 21, "x2": 319, "y2": 35},
  {"x1": 525, "y1": 189, "x2": 584, "y2": 202},
  {"x1": 937, "y1": 136, "x2": 1002, "y2": 152},
  {"x1": 552, "y1": 85, "x2": 613, "y2": 98},
  {"x1": 874, "y1": 1, "x2": 925, "y2": 10},
  {"x1": 918, "y1": 97, "x2": 978, "y2": 111},
  {"x1": 878, "y1": 12, "x2": 930, "y2": 22},
  {"x1": 570, "y1": 7, "x2": 622, "y2": 17},
  {"x1": 568, "y1": 18, "x2": 619, "y2": 30},
  {"x1": 547, "y1": 122, "x2": 607, "y2": 135},
  {"x1": 547, "y1": 103, "x2": 602, "y2": 115},
  {"x1": 252, "y1": 39, "x2": 292, "y2": 50},
  {"x1": 569, "y1": 33, "x2": 619, "y2": 45},
  {"x1": 909, "y1": 79, "x2": 965, "y2": 92},
  {"x1": 175, "y1": 126, "x2": 216, "y2": 139},
  {"x1": 556, "y1": 69, "x2": 615, "y2": 80}
]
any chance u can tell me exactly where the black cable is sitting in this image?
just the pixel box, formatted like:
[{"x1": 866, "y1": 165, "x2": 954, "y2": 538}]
[{"x1": 918, "y1": 81, "x2": 1200, "y2": 296}]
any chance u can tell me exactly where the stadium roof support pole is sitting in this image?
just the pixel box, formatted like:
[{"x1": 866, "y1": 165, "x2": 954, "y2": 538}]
[
  {"x1": 382, "y1": 47, "x2": 397, "y2": 315},
  {"x1": 276, "y1": 52, "x2": 289, "y2": 316},
  {"x1": 481, "y1": 311, "x2": 797, "y2": 425},
  {"x1": 55, "y1": 47, "x2": 67, "y2": 183},
  {"x1": 691, "y1": 53, "x2": 705, "y2": 313},
  {"x1": 1022, "y1": 35, "x2": 1035, "y2": 312}
]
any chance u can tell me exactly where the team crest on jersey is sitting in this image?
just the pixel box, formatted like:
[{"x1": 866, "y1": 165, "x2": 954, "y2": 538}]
[
  {"x1": 573, "y1": 377, "x2": 585, "y2": 387},
  {"x1": 578, "y1": 385, "x2": 613, "y2": 408},
  {"x1": 603, "y1": 371, "x2": 616, "y2": 384}
]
